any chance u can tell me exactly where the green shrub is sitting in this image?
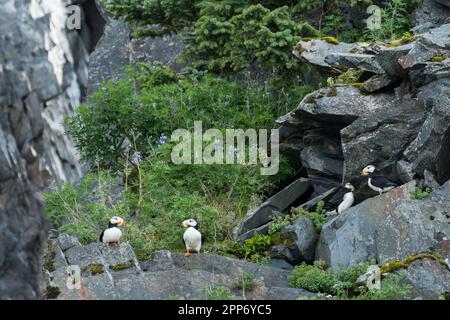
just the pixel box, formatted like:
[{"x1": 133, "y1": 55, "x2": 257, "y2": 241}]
[
  {"x1": 225, "y1": 234, "x2": 274, "y2": 262},
  {"x1": 205, "y1": 285, "x2": 232, "y2": 300},
  {"x1": 411, "y1": 187, "x2": 433, "y2": 200},
  {"x1": 289, "y1": 261, "x2": 338, "y2": 295},
  {"x1": 233, "y1": 272, "x2": 256, "y2": 292},
  {"x1": 290, "y1": 200, "x2": 327, "y2": 231},
  {"x1": 289, "y1": 260, "x2": 412, "y2": 300},
  {"x1": 66, "y1": 64, "x2": 313, "y2": 170}
]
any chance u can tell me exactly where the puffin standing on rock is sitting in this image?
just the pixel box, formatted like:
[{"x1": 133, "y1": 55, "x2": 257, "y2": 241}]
[
  {"x1": 182, "y1": 219, "x2": 202, "y2": 257},
  {"x1": 361, "y1": 165, "x2": 397, "y2": 195},
  {"x1": 325, "y1": 182, "x2": 355, "y2": 214},
  {"x1": 99, "y1": 216, "x2": 125, "y2": 245}
]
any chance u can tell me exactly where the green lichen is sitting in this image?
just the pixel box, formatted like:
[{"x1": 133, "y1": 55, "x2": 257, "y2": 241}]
[
  {"x1": 109, "y1": 262, "x2": 133, "y2": 271},
  {"x1": 90, "y1": 263, "x2": 105, "y2": 275},
  {"x1": 431, "y1": 55, "x2": 445, "y2": 62},
  {"x1": 302, "y1": 36, "x2": 340, "y2": 45},
  {"x1": 293, "y1": 43, "x2": 305, "y2": 54},
  {"x1": 43, "y1": 243, "x2": 57, "y2": 272},
  {"x1": 380, "y1": 253, "x2": 449, "y2": 274},
  {"x1": 387, "y1": 33, "x2": 416, "y2": 47},
  {"x1": 45, "y1": 286, "x2": 61, "y2": 299}
]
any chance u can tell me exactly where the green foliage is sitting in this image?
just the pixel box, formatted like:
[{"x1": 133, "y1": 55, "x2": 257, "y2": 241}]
[
  {"x1": 289, "y1": 260, "x2": 338, "y2": 295},
  {"x1": 205, "y1": 285, "x2": 232, "y2": 300},
  {"x1": 411, "y1": 187, "x2": 433, "y2": 200},
  {"x1": 103, "y1": 0, "x2": 200, "y2": 37},
  {"x1": 290, "y1": 200, "x2": 327, "y2": 231},
  {"x1": 66, "y1": 63, "x2": 313, "y2": 169},
  {"x1": 289, "y1": 260, "x2": 412, "y2": 300},
  {"x1": 233, "y1": 272, "x2": 256, "y2": 291},
  {"x1": 225, "y1": 234, "x2": 274, "y2": 263},
  {"x1": 327, "y1": 68, "x2": 364, "y2": 87},
  {"x1": 354, "y1": 273, "x2": 412, "y2": 300},
  {"x1": 184, "y1": 4, "x2": 306, "y2": 82},
  {"x1": 364, "y1": 0, "x2": 419, "y2": 42},
  {"x1": 44, "y1": 172, "x2": 121, "y2": 244}
]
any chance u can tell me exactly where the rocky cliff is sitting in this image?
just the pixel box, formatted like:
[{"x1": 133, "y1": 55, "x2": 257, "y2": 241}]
[{"x1": 0, "y1": 0, "x2": 104, "y2": 299}]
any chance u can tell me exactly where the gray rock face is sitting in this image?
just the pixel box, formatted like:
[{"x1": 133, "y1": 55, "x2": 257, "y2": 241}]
[
  {"x1": 411, "y1": 0, "x2": 450, "y2": 33},
  {"x1": 315, "y1": 181, "x2": 450, "y2": 274},
  {"x1": 235, "y1": 178, "x2": 311, "y2": 240},
  {"x1": 44, "y1": 238, "x2": 315, "y2": 300},
  {"x1": 87, "y1": 15, "x2": 185, "y2": 94},
  {"x1": 404, "y1": 79, "x2": 450, "y2": 184},
  {"x1": 0, "y1": 0, "x2": 104, "y2": 299},
  {"x1": 270, "y1": 217, "x2": 318, "y2": 265}
]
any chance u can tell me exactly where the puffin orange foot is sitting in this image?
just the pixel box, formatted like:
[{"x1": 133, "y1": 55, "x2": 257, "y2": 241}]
[{"x1": 184, "y1": 252, "x2": 191, "y2": 257}]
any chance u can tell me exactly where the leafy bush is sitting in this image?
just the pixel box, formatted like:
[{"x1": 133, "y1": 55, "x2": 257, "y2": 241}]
[
  {"x1": 289, "y1": 260, "x2": 412, "y2": 300},
  {"x1": 205, "y1": 285, "x2": 232, "y2": 300},
  {"x1": 364, "y1": 0, "x2": 420, "y2": 42},
  {"x1": 66, "y1": 63, "x2": 313, "y2": 170},
  {"x1": 289, "y1": 261, "x2": 338, "y2": 295},
  {"x1": 290, "y1": 201, "x2": 327, "y2": 231},
  {"x1": 225, "y1": 234, "x2": 275, "y2": 263}
]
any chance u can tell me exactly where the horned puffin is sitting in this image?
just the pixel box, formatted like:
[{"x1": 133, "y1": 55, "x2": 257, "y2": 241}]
[
  {"x1": 182, "y1": 219, "x2": 202, "y2": 257},
  {"x1": 361, "y1": 165, "x2": 397, "y2": 195},
  {"x1": 99, "y1": 216, "x2": 125, "y2": 245},
  {"x1": 325, "y1": 182, "x2": 355, "y2": 214}
]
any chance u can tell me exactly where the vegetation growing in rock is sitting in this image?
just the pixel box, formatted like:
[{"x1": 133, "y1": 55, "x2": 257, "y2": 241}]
[
  {"x1": 290, "y1": 201, "x2": 327, "y2": 231},
  {"x1": 110, "y1": 262, "x2": 134, "y2": 271},
  {"x1": 289, "y1": 260, "x2": 412, "y2": 300},
  {"x1": 104, "y1": 0, "x2": 420, "y2": 84},
  {"x1": 225, "y1": 234, "x2": 275, "y2": 264},
  {"x1": 205, "y1": 285, "x2": 232, "y2": 300},
  {"x1": 45, "y1": 286, "x2": 61, "y2": 299},
  {"x1": 411, "y1": 187, "x2": 433, "y2": 200},
  {"x1": 380, "y1": 253, "x2": 449, "y2": 274},
  {"x1": 233, "y1": 272, "x2": 256, "y2": 292},
  {"x1": 43, "y1": 243, "x2": 57, "y2": 273}
]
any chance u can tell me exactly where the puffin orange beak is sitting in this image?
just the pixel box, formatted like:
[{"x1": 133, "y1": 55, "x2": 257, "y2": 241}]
[
  {"x1": 361, "y1": 168, "x2": 369, "y2": 176},
  {"x1": 181, "y1": 221, "x2": 188, "y2": 228},
  {"x1": 118, "y1": 219, "x2": 125, "y2": 226},
  {"x1": 351, "y1": 186, "x2": 355, "y2": 192}
]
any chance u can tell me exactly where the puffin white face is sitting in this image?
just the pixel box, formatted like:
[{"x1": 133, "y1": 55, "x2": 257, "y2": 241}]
[
  {"x1": 345, "y1": 183, "x2": 355, "y2": 192},
  {"x1": 110, "y1": 216, "x2": 124, "y2": 226},
  {"x1": 182, "y1": 219, "x2": 198, "y2": 228},
  {"x1": 362, "y1": 165, "x2": 376, "y2": 176}
]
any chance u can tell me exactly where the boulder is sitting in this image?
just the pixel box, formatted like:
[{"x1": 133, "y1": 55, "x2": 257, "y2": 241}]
[
  {"x1": 270, "y1": 217, "x2": 318, "y2": 265},
  {"x1": 402, "y1": 257, "x2": 450, "y2": 299},
  {"x1": 293, "y1": 40, "x2": 364, "y2": 72},
  {"x1": 411, "y1": 0, "x2": 450, "y2": 33},
  {"x1": 404, "y1": 79, "x2": 450, "y2": 184},
  {"x1": 315, "y1": 181, "x2": 450, "y2": 270},
  {"x1": 324, "y1": 53, "x2": 385, "y2": 74},
  {"x1": 43, "y1": 240, "x2": 316, "y2": 300},
  {"x1": 234, "y1": 178, "x2": 311, "y2": 238}
]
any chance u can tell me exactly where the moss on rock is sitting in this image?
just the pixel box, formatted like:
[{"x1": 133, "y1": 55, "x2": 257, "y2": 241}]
[
  {"x1": 43, "y1": 243, "x2": 57, "y2": 272},
  {"x1": 109, "y1": 262, "x2": 133, "y2": 271},
  {"x1": 45, "y1": 286, "x2": 61, "y2": 299},
  {"x1": 380, "y1": 253, "x2": 449, "y2": 274}
]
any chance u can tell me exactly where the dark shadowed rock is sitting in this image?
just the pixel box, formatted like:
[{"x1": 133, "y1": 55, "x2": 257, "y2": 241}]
[
  {"x1": 234, "y1": 178, "x2": 311, "y2": 238},
  {"x1": 271, "y1": 217, "x2": 318, "y2": 265}
]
